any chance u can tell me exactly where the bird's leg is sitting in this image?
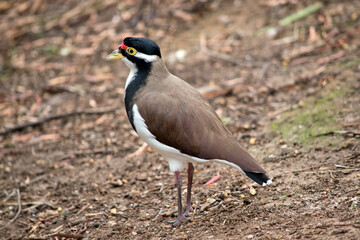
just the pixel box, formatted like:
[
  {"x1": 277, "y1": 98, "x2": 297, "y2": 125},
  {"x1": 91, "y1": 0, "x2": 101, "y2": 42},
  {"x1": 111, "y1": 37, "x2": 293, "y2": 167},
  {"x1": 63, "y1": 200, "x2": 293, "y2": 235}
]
[
  {"x1": 183, "y1": 163, "x2": 194, "y2": 215},
  {"x1": 169, "y1": 171, "x2": 189, "y2": 226},
  {"x1": 174, "y1": 171, "x2": 183, "y2": 218}
]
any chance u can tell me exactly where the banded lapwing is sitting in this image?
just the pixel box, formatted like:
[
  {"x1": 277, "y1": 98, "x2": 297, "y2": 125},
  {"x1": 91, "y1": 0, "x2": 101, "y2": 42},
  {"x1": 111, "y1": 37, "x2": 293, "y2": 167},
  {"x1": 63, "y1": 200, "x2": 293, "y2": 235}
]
[{"x1": 106, "y1": 37, "x2": 272, "y2": 226}]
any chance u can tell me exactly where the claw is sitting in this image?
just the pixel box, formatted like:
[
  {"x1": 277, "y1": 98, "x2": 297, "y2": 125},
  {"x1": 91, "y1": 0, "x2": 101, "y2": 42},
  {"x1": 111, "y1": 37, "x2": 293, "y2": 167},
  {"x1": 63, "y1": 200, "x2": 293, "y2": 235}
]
[{"x1": 168, "y1": 213, "x2": 190, "y2": 226}]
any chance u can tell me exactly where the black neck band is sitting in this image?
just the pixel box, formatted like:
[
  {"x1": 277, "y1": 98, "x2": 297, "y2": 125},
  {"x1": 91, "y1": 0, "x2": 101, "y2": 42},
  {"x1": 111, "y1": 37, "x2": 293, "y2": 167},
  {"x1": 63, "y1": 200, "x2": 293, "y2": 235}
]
[{"x1": 124, "y1": 62, "x2": 152, "y2": 131}]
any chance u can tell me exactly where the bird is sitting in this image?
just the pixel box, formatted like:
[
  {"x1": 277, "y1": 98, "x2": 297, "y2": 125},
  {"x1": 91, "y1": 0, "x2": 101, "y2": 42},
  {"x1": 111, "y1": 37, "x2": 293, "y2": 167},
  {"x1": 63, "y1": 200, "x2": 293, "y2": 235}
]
[{"x1": 106, "y1": 37, "x2": 272, "y2": 226}]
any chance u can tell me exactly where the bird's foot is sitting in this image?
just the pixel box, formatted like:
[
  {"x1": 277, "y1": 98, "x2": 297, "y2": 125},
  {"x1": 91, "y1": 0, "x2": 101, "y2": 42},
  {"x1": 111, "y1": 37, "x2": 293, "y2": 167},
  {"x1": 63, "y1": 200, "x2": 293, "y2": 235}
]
[
  {"x1": 183, "y1": 204, "x2": 193, "y2": 216},
  {"x1": 167, "y1": 212, "x2": 190, "y2": 226}
]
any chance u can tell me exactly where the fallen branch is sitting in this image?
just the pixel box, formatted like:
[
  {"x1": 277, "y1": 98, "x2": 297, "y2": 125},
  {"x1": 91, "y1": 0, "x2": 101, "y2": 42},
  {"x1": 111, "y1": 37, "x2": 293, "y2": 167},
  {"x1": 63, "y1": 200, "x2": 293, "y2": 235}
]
[
  {"x1": 314, "y1": 130, "x2": 360, "y2": 138},
  {"x1": 0, "y1": 106, "x2": 119, "y2": 135},
  {"x1": 340, "y1": 122, "x2": 360, "y2": 128}
]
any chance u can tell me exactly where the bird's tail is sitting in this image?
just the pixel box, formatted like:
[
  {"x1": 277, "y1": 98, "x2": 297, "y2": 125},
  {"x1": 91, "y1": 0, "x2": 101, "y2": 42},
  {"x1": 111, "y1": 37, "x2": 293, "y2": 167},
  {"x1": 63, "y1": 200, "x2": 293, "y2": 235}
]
[{"x1": 244, "y1": 171, "x2": 272, "y2": 186}]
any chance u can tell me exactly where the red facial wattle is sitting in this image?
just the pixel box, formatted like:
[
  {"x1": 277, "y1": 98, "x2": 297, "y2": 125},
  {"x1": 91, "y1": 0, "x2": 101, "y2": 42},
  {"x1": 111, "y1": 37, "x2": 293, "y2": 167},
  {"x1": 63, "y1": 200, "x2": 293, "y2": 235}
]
[{"x1": 119, "y1": 43, "x2": 128, "y2": 50}]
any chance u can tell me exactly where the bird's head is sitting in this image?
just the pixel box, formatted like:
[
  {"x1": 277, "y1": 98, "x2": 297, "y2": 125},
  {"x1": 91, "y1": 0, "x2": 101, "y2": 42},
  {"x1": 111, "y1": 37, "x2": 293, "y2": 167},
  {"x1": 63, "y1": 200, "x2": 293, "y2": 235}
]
[{"x1": 106, "y1": 37, "x2": 162, "y2": 68}]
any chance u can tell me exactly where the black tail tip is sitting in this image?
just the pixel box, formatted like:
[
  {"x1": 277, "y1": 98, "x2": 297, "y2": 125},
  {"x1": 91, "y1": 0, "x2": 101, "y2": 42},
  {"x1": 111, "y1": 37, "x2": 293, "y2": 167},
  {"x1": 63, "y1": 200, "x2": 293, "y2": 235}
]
[{"x1": 244, "y1": 171, "x2": 272, "y2": 186}]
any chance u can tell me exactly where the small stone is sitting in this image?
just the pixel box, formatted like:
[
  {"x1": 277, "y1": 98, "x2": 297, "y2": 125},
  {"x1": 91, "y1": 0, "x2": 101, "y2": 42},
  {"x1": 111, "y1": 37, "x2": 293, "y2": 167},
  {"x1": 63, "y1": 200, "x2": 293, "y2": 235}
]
[
  {"x1": 110, "y1": 179, "x2": 123, "y2": 187},
  {"x1": 108, "y1": 220, "x2": 117, "y2": 226},
  {"x1": 136, "y1": 172, "x2": 147, "y2": 181},
  {"x1": 110, "y1": 208, "x2": 117, "y2": 214},
  {"x1": 207, "y1": 198, "x2": 216, "y2": 204},
  {"x1": 250, "y1": 187, "x2": 257, "y2": 195},
  {"x1": 249, "y1": 138, "x2": 256, "y2": 145}
]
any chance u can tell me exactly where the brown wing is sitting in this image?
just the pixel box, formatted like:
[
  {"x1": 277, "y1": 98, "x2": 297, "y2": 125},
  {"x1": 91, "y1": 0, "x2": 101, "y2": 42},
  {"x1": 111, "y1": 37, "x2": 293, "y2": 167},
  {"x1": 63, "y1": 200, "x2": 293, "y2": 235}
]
[{"x1": 135, "y1": 80, "x2": 265, "y2": 174}]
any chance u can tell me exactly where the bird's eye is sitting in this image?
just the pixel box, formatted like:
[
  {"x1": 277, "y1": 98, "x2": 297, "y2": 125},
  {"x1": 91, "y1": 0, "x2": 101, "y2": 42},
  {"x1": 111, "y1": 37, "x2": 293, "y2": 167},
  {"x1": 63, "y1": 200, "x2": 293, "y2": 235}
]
[{"x1": 126, "y1": 47, "x2": 137, "y2": 55}]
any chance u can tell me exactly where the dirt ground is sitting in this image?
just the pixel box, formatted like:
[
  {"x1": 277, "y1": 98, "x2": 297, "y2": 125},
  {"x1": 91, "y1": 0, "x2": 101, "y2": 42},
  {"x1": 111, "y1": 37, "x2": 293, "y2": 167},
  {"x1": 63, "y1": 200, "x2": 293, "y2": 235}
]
[{"x1": 1, "y1": 0, "x2": 360, "y2": 239}]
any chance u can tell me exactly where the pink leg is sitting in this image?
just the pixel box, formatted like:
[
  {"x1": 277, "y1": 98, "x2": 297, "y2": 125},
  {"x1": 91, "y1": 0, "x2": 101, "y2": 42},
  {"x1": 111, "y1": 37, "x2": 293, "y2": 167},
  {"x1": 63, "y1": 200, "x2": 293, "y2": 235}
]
[
  {"x1": 184, "y1": 163, "x2": 194, "y2": 215},
  {"x1": 170, "y1": 171, "x2": 189, "y2": 226}
]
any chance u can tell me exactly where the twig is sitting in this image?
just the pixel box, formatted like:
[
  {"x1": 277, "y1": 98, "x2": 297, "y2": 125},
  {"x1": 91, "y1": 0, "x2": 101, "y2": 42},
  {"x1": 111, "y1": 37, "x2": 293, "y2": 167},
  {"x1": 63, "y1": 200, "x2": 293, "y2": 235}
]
[
  {"x1": 317, "y1": 50, "x2": 345, "y2": 65},
  {"x1": 75, "y1": 203, "x2": 91, "y2": 216},
  {"x1": 314, "y1": 130, "x2": 360, "y2": 138},
  {"x1": 345, "y1": 187, "x2": 360, "y2": 193},
  {"x1": 199, "y1": 33, "x2": 255, "y2": 67},
  {"x1": 290, "y1": 164, "x2": 325, "y2": 173},
  {"x1": 335, "y1": 164, "x2": 360, "y2": 171},
  {"x1": 23, "y1": 175, "x2": 47, "y2": 187},
  {"x1": 41, "y1": 85, "x2": 83, "y2": 95},
  {"x1": 125, "y1": 143, "x2": 148, "y2": 159},
  {"x1": 340, "y1": 122, "x2": 360, "y2": 128},
  {"x1": 60, "y1": 148, "x2": 120, "y2": 160},
  {"x1": 266, "y1": 105, "x2": 295, "y2": 118},
  {"x1": 0, "y1": 106, "x2": 119, "y2": 135},
  {"x1": 9, "y1": 188, "x2": 21, "y2": 223},
  {"x1": 0, "y1": 173, "x2": 23, "y2": 230},
  {"x1": 22, "y1": 200, "x2": 56, "y2": 212},
  {"x1": 23, "y1": 237, "x2": 46, "y2": 240},
  {"x1": 46, "y1": 232, "x2": 85, "y2": 239},
  {"x1": 154, "y1": 208, "x2": 162, "y2": 220},
  {"x1": 51, "y1": 224, "x2": 64, "y2": 233}
]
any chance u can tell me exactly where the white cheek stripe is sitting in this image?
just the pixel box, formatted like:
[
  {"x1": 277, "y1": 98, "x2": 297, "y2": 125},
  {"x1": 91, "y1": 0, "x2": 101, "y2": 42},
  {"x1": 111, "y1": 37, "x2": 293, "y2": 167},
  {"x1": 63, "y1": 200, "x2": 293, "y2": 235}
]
[
  {"x1": 134, "y1": 52, "x2": 158, "y2": 62},
  {"x1": 132, "y1": 104, "x2": 253, "y2": 175}
]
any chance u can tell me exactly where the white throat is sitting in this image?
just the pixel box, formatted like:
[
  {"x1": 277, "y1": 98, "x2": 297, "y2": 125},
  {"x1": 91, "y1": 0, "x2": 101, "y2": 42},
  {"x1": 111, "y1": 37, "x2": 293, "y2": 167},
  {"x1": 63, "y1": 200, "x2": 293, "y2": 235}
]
[{"x1": 123, "y1": 58, "x2": 138, "y2": 96}]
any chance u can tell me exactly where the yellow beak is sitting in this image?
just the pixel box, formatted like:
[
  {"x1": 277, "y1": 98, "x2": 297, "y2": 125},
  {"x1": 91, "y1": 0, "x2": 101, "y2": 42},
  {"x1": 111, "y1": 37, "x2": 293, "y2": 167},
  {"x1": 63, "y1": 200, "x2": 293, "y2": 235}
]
[{"x1": 106, "y1": 49, "x2": 124, "y2": 60}]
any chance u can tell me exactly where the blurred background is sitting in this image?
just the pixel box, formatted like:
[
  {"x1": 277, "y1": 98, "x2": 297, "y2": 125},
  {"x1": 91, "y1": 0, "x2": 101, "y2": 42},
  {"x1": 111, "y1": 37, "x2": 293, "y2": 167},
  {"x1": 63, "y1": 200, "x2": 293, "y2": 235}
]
[{"x1": 1, "y1": 0, "x2": 359, "y2": 239}]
